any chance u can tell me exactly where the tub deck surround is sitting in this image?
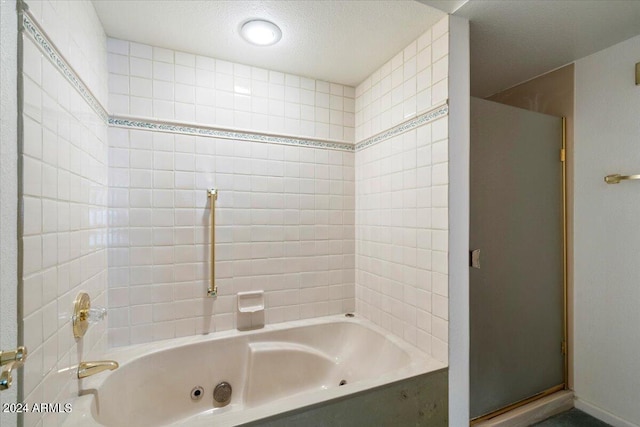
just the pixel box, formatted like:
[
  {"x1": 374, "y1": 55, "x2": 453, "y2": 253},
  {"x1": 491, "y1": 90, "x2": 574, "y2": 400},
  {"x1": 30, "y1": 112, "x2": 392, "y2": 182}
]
[
  {"x1": 244, "y1": 369, "x2": 448, "y2": 427},
  {"x1": 63, "y1": 315, "x2": 445, "y2": 427}
]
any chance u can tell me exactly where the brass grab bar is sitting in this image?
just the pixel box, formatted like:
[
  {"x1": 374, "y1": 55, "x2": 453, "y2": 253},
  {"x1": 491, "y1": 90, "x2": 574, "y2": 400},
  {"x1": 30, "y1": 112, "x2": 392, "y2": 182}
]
[
  {"x1": 207, "y1": 189, "x2": 218, "y2": 297},
  {"x1": 604, "y1": 174, "x2": 640, "y2": 184}
]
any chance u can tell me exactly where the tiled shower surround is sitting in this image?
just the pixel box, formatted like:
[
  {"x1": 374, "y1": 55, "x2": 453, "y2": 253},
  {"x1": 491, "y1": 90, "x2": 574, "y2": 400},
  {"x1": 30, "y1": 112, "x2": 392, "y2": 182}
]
[
  {"x1": 18, "y1": 3, "x2": 449, "y2": 423},
  {"x1": 355, "y1": 17, "x2": 450, "y2": 364},
  {"x1": 105, "y1": 41, "x2": 358, "y2": 347},
  {"x1": 355, "y1": 18, "x2": 449, "y2": 142},
  {"x1": 104, "y1": 17, "x2": 448, "y2": 356},
  {"x1": 355, "y1": 119, "x2": 449, "y2": 362},
  {"x1": 107, "y1": 128, "x2": 356, "y2": 346},
  {"x1": 106, "y1": 38, "x2": 356, "y2": 143},
  {"x1": 19, "y1": 2, "x2": 109, "y2": 426}
]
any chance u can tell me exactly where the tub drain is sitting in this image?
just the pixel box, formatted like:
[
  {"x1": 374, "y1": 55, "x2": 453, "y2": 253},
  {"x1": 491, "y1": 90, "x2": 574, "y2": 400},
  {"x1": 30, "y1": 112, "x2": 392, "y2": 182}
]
[
  {"x1": 213, "y1": 381, "x2": 232, "y2": 406},
  {"x1": 190, "y1": 386, "x2": 204, "y2": 400},
  {"x1": 339, "y1": 379, "x2": 347, "y2": 386},
  {"x1": 345, "y1": 313, "x2": 355, "y2": 318}
]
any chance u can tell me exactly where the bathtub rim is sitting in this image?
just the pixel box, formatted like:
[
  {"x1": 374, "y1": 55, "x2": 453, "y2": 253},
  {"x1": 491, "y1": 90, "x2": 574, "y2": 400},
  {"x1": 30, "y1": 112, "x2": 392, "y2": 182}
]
[{"x1": 65, "y1": 314, "x2": 446, "y2": 426}]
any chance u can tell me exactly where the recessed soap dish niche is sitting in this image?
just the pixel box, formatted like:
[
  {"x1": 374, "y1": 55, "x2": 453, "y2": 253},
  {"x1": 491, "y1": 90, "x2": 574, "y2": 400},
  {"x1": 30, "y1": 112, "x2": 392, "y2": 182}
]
[{"x1": 237, "y1": 291, "x2": 264, "y2": 330}]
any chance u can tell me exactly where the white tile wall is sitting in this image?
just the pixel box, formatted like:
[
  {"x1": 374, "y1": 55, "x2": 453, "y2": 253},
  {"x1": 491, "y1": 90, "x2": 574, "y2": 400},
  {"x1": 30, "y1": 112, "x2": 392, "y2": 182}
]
[
  {"x1": 27, "y1": 0, "x2": 108, "y2": 107},
  {"x1": 355, "y1": 16, "x2": 449, "y2": 364},
  {"x1": 107, "y1": 39, "x2": 356, "y2": 143},
  {"x1": 20, "y1": 11, "x2": 448, "y2": 409},
  {"x1": 107, "y1": 128, "x2": 355, "y2": 346},
  {"x1": 355, "y1": 17, "x2": 449, "y2": 143},
  {"x1": 19, "y1": 2, "x2": 109, "y2": 425}
]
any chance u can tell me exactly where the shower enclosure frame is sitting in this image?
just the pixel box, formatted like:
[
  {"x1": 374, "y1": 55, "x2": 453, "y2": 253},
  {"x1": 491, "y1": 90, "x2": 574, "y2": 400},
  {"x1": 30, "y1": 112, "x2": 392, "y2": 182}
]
[{"x1": 469, "y1": 110, "x2": 568, "y2": 424}]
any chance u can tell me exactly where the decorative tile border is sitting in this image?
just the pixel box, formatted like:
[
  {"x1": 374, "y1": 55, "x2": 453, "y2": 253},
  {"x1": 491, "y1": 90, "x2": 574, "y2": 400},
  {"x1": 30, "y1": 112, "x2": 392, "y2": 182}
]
[
  {"x1": 20, "y1": 8, "x2": 354, "y2": 152},
  {"x1": 355, "y1": 103, "x2": 449, "y2": 151},
  {"x1": 109, "y1": 117, "x2": 356, "y2": 151},
  {"x1": 20, "y1": 6, "x2": 447, "y2": 153},
  {"x1": 109, "y1": 104, "x2": 448, "y2": 153},
  {"x1": 21, "y1": 10, "x2": 109, "y2": 122}
]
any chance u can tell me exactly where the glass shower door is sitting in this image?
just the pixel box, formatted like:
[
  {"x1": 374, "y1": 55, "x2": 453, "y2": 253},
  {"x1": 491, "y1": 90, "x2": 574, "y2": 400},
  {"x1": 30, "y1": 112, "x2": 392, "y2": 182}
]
[{"x1": 470, "y1": 97, "x2": 565, "y2": 420}]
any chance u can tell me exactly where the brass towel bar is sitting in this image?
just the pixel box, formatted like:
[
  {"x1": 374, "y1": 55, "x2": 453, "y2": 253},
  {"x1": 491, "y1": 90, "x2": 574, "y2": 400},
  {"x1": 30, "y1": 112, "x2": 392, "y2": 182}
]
[
  {"x1": 207, "y1": 189, "x2": 218, "y2": 297},
  {"x1": 604, "y1": 174, "x2": 640, "y2": 184}
]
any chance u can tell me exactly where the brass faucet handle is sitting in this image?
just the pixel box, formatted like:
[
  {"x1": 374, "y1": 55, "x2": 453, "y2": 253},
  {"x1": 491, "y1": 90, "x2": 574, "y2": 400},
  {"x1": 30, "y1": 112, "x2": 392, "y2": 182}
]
[
  {"x1": 0, "y1": 346, "x2": 27, "y2": 367},
  {"x1": 73, "y1": 292, "x2": 91, "y2": 338},
  {"x1": 0, "y1": 346, "x2": 27, "y2": 391}
]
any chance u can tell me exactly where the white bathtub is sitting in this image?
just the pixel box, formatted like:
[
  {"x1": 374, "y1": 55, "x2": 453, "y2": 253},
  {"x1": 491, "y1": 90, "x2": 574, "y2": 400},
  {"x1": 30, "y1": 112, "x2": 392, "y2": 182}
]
[{"x1": 64, "y1": 315, "x2": 445, "y2": 426}]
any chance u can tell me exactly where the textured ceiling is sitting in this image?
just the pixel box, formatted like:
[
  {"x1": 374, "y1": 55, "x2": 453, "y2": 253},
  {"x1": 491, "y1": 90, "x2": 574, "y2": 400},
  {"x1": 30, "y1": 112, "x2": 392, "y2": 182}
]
[
  {"x1": 92, "y1": 0, "x2": 445, "y2": 87},
  {"x1": 450, "y1": 0, "x2": 640, "y2": 97},
  {"x1": 418, "y1": 0, "x2": 468, "y2": 14}
]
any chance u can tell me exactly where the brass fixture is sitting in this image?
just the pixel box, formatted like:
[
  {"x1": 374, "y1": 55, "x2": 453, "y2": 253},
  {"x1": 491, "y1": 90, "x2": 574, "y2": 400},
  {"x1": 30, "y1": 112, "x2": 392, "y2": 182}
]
[
  {"x1": 73, "y1": 292, "x2": 91, "y2": 338},
  {"x1": 207, "y1": 188, "x2": 218, "y2": 297},
  {"x1": 0, "y1": 346, "x2": 26, "y2": 367},
  {"x1": 72, "y1": 292, "x2": 107, "y2": 338},
  {"x1": 604, "y1": 173, "x2": 640, "y2": 184},
  {"x1": 0, "y1": 346, "x2": 28, "y2": 391},
  {"x1": 561, "y1": 117, "x2": 568, "y2": 389},
  {"x1": 77, "y1": 361, "x2": 119, "y2": 379}
]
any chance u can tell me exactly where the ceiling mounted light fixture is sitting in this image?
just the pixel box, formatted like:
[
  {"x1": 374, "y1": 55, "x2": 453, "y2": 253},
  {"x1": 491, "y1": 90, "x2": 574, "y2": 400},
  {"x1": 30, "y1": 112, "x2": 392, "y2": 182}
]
[{"x1": 240, "y1": 19, "x2": 282, "y2": 46}]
